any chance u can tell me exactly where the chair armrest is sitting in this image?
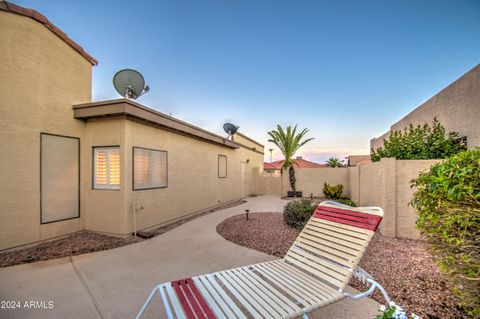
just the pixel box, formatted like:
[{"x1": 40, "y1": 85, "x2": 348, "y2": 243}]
[{"x1": 344, "y1": 267, "x2": 393, "y2": 305}]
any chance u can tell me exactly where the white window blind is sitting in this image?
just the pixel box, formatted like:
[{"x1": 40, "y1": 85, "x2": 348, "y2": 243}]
[
  {"x1": 133, "y1": 147, "x2": 167, "y2": 190},
  {"x1": 94, "y1": 147, "x2": 120, "y2": 190},
  {"x1": 218, "y1": 155, "x2": 227, "y2": 178}
]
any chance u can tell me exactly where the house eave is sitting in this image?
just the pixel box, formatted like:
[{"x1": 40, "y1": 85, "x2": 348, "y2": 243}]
[{"x1": 73, "y1": 99, "x2": 240, "y2": 149}]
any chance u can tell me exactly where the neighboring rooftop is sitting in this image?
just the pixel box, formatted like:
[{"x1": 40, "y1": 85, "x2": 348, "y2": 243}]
[
  {"x1": 347, "y1": 155, "x2": 372, "y2": 166},
  {"x1": 264, "y1": 157, "x2": 326, "y2": 170},
  {"x1": 0, "y1": 1, "x2": 98, "y2": 65}
]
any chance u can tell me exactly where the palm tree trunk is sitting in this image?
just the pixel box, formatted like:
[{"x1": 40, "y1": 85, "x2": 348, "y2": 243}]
[{"x1": 289, "y1": 166, "x2": 296, "y2": 197}]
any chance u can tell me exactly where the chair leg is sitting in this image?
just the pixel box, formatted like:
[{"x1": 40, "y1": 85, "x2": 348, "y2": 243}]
[
  {"x1": 303, "y1": 307, "x2": 309, "y2": 318},
  {"x1": 136, "y1": 285, "x2": 160, "y2": 319}
]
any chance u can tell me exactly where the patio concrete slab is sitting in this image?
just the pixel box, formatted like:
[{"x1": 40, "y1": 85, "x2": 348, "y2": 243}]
[
  {"x1": 0, "y1": 257, "x2": 102, "y2": 319},
  {"x1": 0, "y1": 196, "x2": 380, "y2": 319}
]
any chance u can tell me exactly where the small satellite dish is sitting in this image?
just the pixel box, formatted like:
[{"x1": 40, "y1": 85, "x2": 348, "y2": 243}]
[
  {"x1": 113, "y1": 69, "x2": 150, "y2": 100},
  {"x1": 223, "y1": 123, "x2": 239, "y2": 139}
]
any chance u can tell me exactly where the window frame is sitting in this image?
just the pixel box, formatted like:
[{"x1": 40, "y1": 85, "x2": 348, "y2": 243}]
[
  {"x1": 132, "y1": 146, "x2": 168, "y2": 191},
  {"x1": 40, "y1": 132, "x2": 81, "y2": 225},
  {"x1": 218, "y1": 154, "x2": 227, "y2": 178},
  {"x1": 92, "y1": 146, "x2": 121, "y2": 191}
]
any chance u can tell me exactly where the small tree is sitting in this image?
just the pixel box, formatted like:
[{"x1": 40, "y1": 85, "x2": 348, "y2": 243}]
[
  {"x1": 325, "y1": 157, "x2": 343, "y2": 167},
  {"x1": 268, "y1": 125, "x2": 314, "y2": 196},
  {"x1": 371, "y1": 118, "x2": 464, "y2": 162}
]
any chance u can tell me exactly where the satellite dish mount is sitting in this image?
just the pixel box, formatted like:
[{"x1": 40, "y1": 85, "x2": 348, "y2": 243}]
[
  {"x1": 113, "y1": 69, "x2": 149, "y2": 100},
  {"x1": 223, "y1": 123, "x2": 239, "y2": 140}
]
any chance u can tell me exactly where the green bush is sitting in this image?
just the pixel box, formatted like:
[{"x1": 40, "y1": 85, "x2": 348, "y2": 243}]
[
  {"x1": 323, "y1": 183, "x2": 343, "y2": 199},
  {"x1": 410, "y1": 149, "x2": 480, "y2": 316},
  {"x1": 283, "y1": 199, "x2": 316, "y2": 229},
  {"x1": 371, "y1": 118, "x2": 464, "y2": 162},
  {"x1": 335, "y1": 198, "x2": 357, "y2": 207}
]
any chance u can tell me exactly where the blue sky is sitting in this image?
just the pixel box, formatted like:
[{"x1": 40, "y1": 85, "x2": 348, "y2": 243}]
[{"x1": 16, "y1": 0, "x2": 480, "y2": 162}]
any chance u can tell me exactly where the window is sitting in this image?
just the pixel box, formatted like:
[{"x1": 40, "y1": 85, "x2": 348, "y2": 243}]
[
  {"x1": 133, "y1": 147, "x2": 167, "y2": 190},
  {"x1": 41, "y1": 133, "x2": 80, "y2": 224},
  {"x1": 218, "y1": 155, "x2": 227, "y2": 178},
  {"x1": 93, "y1": 147, "x2": 120, "y2": 190}
]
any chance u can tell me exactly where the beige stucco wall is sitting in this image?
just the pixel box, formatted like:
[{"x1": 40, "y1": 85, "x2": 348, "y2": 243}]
[
  {"x1": 0, "y1": 11, "x2": 92, "y2": 250},
  {"x1": 394, "y1": 159, "x2": 439, "y2": 238},
  {"x1": 284, "y1": 168, "x2": 349, "y2": 198},
  {"x1": 120, "y1": 120, "x2": 263, "y2": 234},
  {"x1": 349, "y1": 158, "x2": 438, "y2": 238},
  {"x1": 371, "y1": 64, "x2": 480, "y2": 151},
  {"x1": 83, "y1": 119, "x2": 128, "y2": 235},
  {"x1": 258, "y1": 157, "x2": 438, "y2": 239},
  {"x1": 259, "y1": 168, "x2": 349, "y2": 198},
  {"x1": 259, "y1": 174, "x2": 282, "y2": 195}
]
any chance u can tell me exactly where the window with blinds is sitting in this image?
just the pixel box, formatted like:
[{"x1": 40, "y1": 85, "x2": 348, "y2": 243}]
[
  {"x1": 218, "y1": 155, "x2": 227, "y2": 178},
  {"x1": 93, "y1": 147, "x2": 120, "y2": 190},
  {"x1": 133, "y1": 147, "x2": 167, "y2": 190}
]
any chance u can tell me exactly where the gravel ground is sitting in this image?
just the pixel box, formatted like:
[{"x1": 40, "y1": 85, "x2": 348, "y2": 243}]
[
  {"x1": 216, "y1": 212, "x2": 469, "y2": 319},
  {"x1": 0, "y1": 200, "x2": 246, "y2": 268},
  {"x1": 217, "y1": 212, "x2": 300, "y2": 257}
]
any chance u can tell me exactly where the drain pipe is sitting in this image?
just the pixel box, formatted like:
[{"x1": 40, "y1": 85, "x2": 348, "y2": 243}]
[{"x1": 133, "y1": 199, "x2": 144, "y2": 237}]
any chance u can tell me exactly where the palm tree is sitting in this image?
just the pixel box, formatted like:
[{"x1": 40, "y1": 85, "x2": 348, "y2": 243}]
[
  {"x1": 268, "y1": 125, "x2": 314, "y2": 197},
  {"x1": 325, "y1": 157, "x2": 343, "y2": 167}
]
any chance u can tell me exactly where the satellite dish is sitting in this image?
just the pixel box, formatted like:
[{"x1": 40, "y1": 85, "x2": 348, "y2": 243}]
[
  {"x1": 113, "y1": 69, "x2": 149, "y2": 100},
  {"x1": 223, "y1": 123, "x2": 239, "y2": 139}
]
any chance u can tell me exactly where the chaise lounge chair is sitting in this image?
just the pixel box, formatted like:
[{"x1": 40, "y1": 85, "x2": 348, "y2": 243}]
[{"x1": 136, "y1": 201, "x2": 392, "y2": 319}]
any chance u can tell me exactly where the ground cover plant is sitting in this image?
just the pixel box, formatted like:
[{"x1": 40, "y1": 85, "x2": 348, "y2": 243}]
[
  {"x1": 410, "y1": 149, "x2": 480, "y2": 316},
  {"x1": 371, "y1": 118, "x2": 464, "y2": 162}
]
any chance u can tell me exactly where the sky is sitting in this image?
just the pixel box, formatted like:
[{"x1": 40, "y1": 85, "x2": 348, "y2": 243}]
[{"x1": 15, "y1": 0, "x2": 480, "y2": 163}]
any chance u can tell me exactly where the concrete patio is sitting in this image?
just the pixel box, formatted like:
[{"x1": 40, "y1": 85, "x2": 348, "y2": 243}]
[{"x1": 0, "y1": 196, "x2": 380, "y2": 319}]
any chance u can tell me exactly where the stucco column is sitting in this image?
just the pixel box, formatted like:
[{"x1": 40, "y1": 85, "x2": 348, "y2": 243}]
[{"x1": 379, "y1": 157, "x2": 397, "y2": 237}]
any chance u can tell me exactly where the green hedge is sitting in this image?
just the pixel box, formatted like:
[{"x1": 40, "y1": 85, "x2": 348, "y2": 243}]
[
  {"x1": 410, "y1": 149, "x2": 480, "y2": 316},
  {"x1": 283, "y1": 200, "x2": 316, "y2": 229},
  {"x1": 371, "y1": 118, "x2": 463, "y2": 162},
  {"x1": 323, "y1": 183, "x2": 343, "y2": 199}
]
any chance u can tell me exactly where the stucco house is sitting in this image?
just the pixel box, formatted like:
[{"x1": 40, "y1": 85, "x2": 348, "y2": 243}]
[
  {"x1": 0, "y1": 2, "x2": 264, "y2": 251},
  {"x1": 370, "y1": 64, "x2": 480, "y2": 151},
  {"x1": 346, "y1": 155, "x2": 371, "y2": 167}
]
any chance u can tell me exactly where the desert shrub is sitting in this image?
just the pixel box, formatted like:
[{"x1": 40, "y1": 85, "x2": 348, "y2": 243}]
[
  {"x1": 283, "y1": 199, "x2": 316, "y2": 229},
  {"x1": 371, "y1": 118, "x2": 464, "y2": 162},
  {"x1": 410, "y1": 149, "x2": 480, "y2": 316},
  {"x1": 335, "y1": 198, "x2": 357, "y2": 207},
  {"x1": 323, "y1": 183, "x2": 343, "y2": 199}
]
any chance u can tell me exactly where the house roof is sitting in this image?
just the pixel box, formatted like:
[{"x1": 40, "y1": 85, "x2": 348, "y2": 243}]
[
  {"x1": 0, "y1": 1, "x2": 98, "y2": 65},
  {"x1": 73, "y1": 99, "x2": 265, "y2": 151},
  {"x1": 264, "y1": 158, "x2": 326, "y2": 170},
  {"x1": 347, "y1": 155, "x2": 371, "y2": 166}
]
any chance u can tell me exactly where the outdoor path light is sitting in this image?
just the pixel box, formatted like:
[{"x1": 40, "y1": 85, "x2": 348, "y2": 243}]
[{"x1": 245, "y1": 209, "x2": 250, "y2": 220}]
